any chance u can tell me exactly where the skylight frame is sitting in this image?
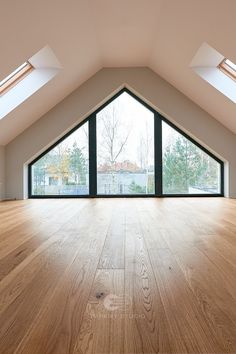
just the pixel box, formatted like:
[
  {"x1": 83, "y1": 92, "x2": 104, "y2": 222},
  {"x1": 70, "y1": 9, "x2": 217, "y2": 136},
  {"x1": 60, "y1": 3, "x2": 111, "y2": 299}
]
[
  {"x1": 0, "y1": 61, "x2": 34, "y2": 96},
  {"x1": 218, "y1": 58, "x2": 236, "y2": 82}
]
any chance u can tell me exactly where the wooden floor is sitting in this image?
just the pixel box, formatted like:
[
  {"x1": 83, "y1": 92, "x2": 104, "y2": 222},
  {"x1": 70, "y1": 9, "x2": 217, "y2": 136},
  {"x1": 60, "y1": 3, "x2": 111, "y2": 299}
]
[{"x1": 1, "y1": 198, "x2": 236, "y2": 353}]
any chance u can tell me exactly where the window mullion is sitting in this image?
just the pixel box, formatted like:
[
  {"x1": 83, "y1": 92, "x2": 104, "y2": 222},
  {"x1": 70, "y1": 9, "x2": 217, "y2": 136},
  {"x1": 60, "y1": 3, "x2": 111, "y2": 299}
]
[
  {"x1": 89, "y1": 114, "x2": 97, "y2": 196},
  {"x1": 154, "y1": 113, "x2": 162, "y2": 196}
]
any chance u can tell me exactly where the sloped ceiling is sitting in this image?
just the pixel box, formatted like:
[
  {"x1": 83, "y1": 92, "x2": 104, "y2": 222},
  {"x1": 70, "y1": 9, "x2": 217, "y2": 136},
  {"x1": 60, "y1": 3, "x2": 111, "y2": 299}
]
[{"x1": 0, "y1": 0, "x2": 235, "y2": 145}]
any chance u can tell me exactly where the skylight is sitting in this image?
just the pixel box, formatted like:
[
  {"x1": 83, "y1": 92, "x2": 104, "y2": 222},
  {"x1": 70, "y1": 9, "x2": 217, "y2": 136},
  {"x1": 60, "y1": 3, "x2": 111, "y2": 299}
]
[
  {"x1": 0, "y1": 46, "x2": 61, "y2": 121},
  {"x1": 0, "y1": 61, "x2": 33, "y2": 96},
  {"x1": 219, "y1": 58, "x2": 236, "y2": 81},
  {"x1": 190, "y1": 43, "x2": 236, "y2": 103}
]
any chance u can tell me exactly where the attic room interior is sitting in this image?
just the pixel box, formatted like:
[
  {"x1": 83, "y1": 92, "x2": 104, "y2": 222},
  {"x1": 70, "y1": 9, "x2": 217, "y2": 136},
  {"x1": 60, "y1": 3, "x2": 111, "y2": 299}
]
[{"x1": 1, "y1": 0, "x2": 236, "y2": 353}]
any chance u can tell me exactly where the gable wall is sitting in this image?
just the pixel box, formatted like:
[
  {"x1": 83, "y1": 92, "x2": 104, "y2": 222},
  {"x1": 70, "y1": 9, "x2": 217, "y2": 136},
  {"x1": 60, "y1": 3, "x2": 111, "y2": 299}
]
[{"x1": 5, "y1": 67, "x2": 236, "y2": 199}]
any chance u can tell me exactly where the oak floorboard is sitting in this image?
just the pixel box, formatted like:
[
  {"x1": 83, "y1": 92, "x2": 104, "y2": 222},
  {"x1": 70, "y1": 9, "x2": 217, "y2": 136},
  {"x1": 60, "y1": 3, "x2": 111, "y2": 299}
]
[
  {"x1": 0, "y1": 200, "x2": 89, "y2": 281},
  {"x1": 0, "y1": 200, "x2": 87, "y2": 259},
  {"x1": 160, "y1": 229, "x2": 236, "y2": 352},
  {"x1": 74, "y1": 269, "x2": 124, "y2": 354},
  {"x1": 124, "y1": 206, "x2": 171, "y2": 354},
  {"x1": 0, "y1": 198, "x2": 235, "y2": 353},
  {"x1": 14, "y1": 200, "x2": 113, "y2": 354},
  {"x1": 98, "y1": 199, "x2": 125, "y2": 269}
]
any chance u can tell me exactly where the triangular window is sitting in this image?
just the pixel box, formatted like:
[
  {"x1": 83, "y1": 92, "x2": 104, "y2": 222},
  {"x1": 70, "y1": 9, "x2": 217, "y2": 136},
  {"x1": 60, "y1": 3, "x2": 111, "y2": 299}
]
[{"x1": 29, "y1": 89, "x2": 223, "y2": 197}]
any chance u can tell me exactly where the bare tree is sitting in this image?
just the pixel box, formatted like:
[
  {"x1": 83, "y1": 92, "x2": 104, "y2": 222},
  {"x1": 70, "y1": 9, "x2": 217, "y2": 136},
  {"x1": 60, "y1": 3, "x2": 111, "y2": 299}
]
[
  {"x1": 98, "y1": 100, "x2": 131, "y2": 168},
  {"x1": 97, "y1": 99, "x2": 131, "y2": 193}
]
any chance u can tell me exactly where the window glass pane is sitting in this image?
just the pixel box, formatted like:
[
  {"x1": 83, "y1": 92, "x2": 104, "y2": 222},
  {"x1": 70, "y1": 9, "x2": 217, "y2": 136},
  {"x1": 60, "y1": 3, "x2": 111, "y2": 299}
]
[
  {"x1": 0, "y1": 62, "x2": 28, "y2": 86},
  {"x1": 31, "y1": 122, "x2": 89, "y2": 195},
  {"x1": 225, "y1": 59, "x2": 236, "y2": 71},
  {"x1": 97, "y1": 92, "x2": 154, "y2": 195},
  {"x1": 162, "y1": 121, "x2": 221, "y2": 194}
]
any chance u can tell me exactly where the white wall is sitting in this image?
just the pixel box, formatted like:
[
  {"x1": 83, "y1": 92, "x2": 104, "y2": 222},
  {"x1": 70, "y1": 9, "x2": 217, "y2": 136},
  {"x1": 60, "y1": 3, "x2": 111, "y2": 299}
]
[
  {"x1": 0, "y1": 146, "x2": 5, "y2": 200},
  {"x1": 5, "y1": 67, "x2": 236, "y2": 199}
]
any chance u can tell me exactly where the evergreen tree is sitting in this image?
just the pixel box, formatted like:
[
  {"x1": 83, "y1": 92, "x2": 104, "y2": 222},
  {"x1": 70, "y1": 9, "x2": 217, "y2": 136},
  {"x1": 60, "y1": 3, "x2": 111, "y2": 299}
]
[
  {"x1": 129, "y1": 181, "x2": 145, "y2": 194},
  {"x1": 68, "y1": 142, "x2": 87, "y2": 185},
  {"x1": 163, "y1": 136, "x2": 218, "y2": 193}
]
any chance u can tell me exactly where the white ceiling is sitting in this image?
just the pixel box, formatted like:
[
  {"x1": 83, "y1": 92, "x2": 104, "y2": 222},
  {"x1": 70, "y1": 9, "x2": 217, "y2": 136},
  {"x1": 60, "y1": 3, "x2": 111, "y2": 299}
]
[{"x1": 0, "y1": 0, "x2": 236, "y2": 145}]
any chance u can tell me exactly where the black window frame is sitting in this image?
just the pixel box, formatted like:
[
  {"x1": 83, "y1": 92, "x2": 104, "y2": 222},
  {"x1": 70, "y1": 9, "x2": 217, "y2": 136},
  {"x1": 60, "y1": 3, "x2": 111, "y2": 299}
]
[{"x1": 28, "y1": 88, "x2": 224, "y2": 198}]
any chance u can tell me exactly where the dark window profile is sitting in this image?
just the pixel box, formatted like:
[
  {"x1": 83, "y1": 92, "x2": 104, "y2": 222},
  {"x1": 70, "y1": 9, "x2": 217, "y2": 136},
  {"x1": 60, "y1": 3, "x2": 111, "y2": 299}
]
[{"x1": 29, "y1": 89, "x2": 224, "y2": 198}]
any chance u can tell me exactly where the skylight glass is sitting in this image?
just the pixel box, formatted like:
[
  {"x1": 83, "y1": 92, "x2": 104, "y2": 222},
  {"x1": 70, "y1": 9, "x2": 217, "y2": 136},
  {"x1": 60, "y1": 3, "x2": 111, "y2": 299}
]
[
  {"x1": 225, "y1": 59, "x2": 236, "y2": 71},
  {"x1": 0, "y1": 62, "x2": 33, "y2": 95},
  {"x1": 219, "y1": 58, "x2": 236, "y2": 81}
]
